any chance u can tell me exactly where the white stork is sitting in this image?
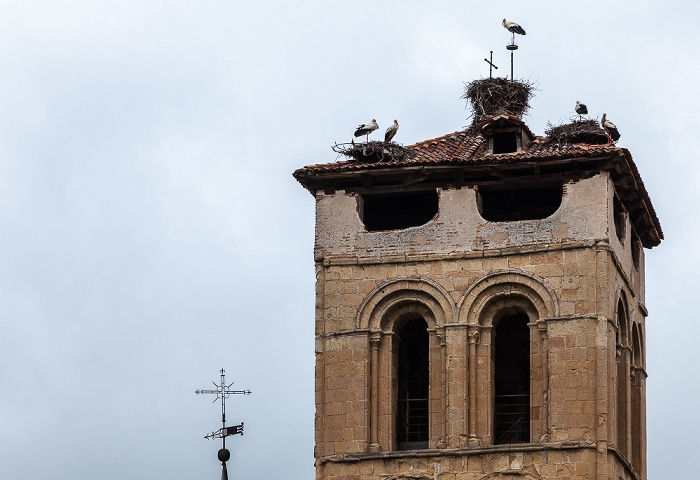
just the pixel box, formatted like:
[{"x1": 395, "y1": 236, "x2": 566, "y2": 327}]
[
  {"x1": 575, "y1": 101, "x2": 588, "y2": 120},
  {"x1": 354, "y1": 119, "x2": 379, "y2": 142},
  {"x1": 502, "y1": 19, "x2": 526, "y2": 43},
  {"x1": 384, "y1": 120, "x2": 399, "y2": 142},
  {"x1": 601, "y1": 113, "x2": 620, "y2": 144}
]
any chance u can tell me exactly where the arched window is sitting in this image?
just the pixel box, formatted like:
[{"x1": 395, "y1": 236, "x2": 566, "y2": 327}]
[
  {"x1": 631, "y1": 323, "x2": 644, "y2": 474},
  {"x1": 396, "y1": 318, "x2": 429, "y2": 450},
  {"x1": 616, "y1": 298, "x2": 629, "y2": 455},
  {"x1": 493, "y1": 311, "x2": 530, "y2": 444}
]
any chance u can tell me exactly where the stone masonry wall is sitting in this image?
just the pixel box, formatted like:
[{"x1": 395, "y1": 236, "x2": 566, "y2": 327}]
[{"x1": 312, "y1": 171, "x2": 646, "y2": 480}]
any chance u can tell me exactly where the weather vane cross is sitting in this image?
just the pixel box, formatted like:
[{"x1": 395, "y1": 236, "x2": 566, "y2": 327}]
[
  {"x1": 196, "y1": 368, "x2": 251, "y2": 480},
  {"x1": 484, "y1": 51, "x2": 498, "y2": 78}
]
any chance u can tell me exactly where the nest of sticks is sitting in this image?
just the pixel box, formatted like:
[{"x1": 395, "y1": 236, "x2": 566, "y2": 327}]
[
  {"x1": 332, "y1": 141, "x2": 415, "y2": 163},
  {"x1": 545, "y1": 119, "x2": 609, "y2": 145},
  {"x1": 463, "y1": 77, "x2": 535, "y2": 127}
]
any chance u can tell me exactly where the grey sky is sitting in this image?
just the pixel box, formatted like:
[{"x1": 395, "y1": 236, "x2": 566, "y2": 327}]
[{"x1": 0, "y1": 1, "x2": 696, "y2": 479}]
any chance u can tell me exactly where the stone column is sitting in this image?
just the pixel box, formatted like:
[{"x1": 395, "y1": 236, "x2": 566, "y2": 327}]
[
  {"x1": 538, "y1": 320, "x2": 550, "y2": 442},
  {"x1": 467, "y1": 327, "x2": 480, "y2": 446},
  {"x1": 445, "y1": 324, "x2": 468, "y2": 447},
  {"x1": 369, "y1": 334, "x2": 381, "y2": 452}
]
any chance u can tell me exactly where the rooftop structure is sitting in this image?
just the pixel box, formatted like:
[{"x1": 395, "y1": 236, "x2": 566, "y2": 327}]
[{"x1": 294, "y1": 91, "x2": 661, "y2": 480}]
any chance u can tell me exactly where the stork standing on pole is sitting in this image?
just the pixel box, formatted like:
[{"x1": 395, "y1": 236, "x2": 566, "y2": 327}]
[
  {"x1": 503, "y1": 19, "x2": 525, "y2": 80},
  {"x1": 502, "y1": 19, "x2": 526, "y2": 44}
]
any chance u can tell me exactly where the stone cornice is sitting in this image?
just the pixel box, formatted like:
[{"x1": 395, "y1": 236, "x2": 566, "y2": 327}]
[
  {"x1": 317, "y1": 441, "x2": 597, "y2": 464},
  {"x1": 315, "y1": 240, "x2": 596, "y2": 266}
]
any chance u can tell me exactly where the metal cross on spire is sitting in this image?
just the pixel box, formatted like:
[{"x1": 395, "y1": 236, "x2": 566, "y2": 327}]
[
  {"x1": 196, "y1": 368, "x2": 251, "y2": 480},
  {"x1": 484, "y1": 51, "x2": 498, "y2": 78}
]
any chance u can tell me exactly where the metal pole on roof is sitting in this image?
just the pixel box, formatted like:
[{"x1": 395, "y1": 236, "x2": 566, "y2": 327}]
[{"x1": 506, "y1": 43, "x2": 518, "y2": 80}]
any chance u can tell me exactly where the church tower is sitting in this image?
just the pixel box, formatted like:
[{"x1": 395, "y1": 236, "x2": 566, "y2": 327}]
[{"x1": 293, "y1": 80, "x2": 662, "y2": 480}]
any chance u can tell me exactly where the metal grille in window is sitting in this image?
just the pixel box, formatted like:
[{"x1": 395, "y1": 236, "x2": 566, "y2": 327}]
[
  {"x1": 493, "y1": 312, "x2": 530, "y2": 444},
  {"x1": 396, "y1": 318, "x2": 430, "y2": 450},
  {"x1": 494, "y1": 394, "x2": 529, "y2": 444},
  {"x1": 397, "y1": 397, "x2": 429, "y2": 449}
]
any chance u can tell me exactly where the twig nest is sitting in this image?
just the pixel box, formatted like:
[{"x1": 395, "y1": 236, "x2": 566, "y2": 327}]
[
  {"x1": 463, "y1": 77, "x2": 535, "y2": 127},
  {"x1": 332, "y1": 141, "x2": 415, "y2": 163},
  {"x1": 545, "y1": 119, "x2": 609, "y2": 145}
]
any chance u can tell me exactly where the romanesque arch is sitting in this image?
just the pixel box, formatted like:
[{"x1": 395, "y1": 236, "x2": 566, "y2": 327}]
[
  {"x1": 457, "y1": 270, "x2": 557, "y2": 325},
  {"x1": 454, "y1": 270, "x2": 557, "y2": 445},
  {"x1": 615, "y1": 290, "x2": 630, "y2": 347},
  {"x1": 358, "y1": 277, "x2": 453, "y2": 452},
  {"x1": 631, "y1": 321, "x2": 645, "y2": 475},
  {"x1": 614, "y1": 290, "x2": 631, "y2": 459},
  {"x1": 358, "y1": 277, "x2": 455, "y2": 332}
]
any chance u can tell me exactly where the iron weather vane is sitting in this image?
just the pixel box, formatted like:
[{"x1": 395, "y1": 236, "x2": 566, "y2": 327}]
[{"x1": 196, "y1": 368, "x2": 251, "y2": 480}]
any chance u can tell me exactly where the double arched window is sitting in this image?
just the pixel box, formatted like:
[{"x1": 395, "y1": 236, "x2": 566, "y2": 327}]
[
  {"x1": 361, "y1": 274, "x2": 556, "y2": 452},
  {"x1": 616, "y1": 293, "x2": 646, "y2": 476},
  {"x1": 360, "y1": 283, "x2": 450, "y2": 453}
]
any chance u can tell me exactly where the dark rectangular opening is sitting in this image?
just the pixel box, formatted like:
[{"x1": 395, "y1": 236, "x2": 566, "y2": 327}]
[
  {"x1": 614, "y1": 195, "x2": 626, "y2": 244},
  {"x1": 494, "y1": 312, "x2": 530, "y2": 444},
  {"x1": 397, "y1": 318, "x2": 429, "y2": 450},
  {"x1": 492, "y1": 130, "x2": 518, "y2": 154},
  {"x1": 478, "y1": 184, "x2": 563, "y2": 222},
  {"x1": 361, "y1": 190, "x2": 438, "y2": 231},
  {"x1": 631, "y1": 232, "x2": 641, "y2": 270}
]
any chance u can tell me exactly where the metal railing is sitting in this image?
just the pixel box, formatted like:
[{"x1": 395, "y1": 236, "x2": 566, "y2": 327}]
[
  {"x1": 397, "y1": 398, "x2": 429, "y2": 449},
  {"x1": 494, "y1": 393, "x2": 529, "y2": 444}
]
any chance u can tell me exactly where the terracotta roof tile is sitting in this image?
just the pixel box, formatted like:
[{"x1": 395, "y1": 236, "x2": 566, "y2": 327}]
[
  {"x1": 294, "y1": 129, "x2": 621, "y2": 176},
  {"x1": 293, "y1": 124, "x2": 662, "y2": 247}
]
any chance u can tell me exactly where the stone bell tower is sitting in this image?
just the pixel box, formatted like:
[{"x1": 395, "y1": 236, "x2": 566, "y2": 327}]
[{"x1": 293, "y1": 83, "x2": 662, "y2": 480}]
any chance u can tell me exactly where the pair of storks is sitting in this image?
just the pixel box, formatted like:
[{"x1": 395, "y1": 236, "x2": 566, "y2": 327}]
[
  {"x1": 576, "y1": 101, "x2": 621, "y2": 143},
  {"x1": 354, "y1": 119, "x2": 398, "y2": 142}
]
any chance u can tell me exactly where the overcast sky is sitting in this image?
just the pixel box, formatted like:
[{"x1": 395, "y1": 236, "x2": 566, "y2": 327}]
[{"x1": 0, "y1": 1, "x2": 697, "y2": 479}]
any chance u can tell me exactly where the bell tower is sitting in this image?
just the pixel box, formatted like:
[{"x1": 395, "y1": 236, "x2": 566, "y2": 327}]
[{"x1": 294, "y1": 85, "x2": 662, "y2": 480}]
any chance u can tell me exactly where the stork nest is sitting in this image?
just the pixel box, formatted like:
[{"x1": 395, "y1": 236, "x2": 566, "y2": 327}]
[
  {"x1": 545, "y1": 119, "x2": 609, "y2": 145},
  {"x1": 332, "y1": 141, "x2": 415, "y2": 163},
  {"x1": 463, "y1": 77, "x2": 535, "y2": 127}
]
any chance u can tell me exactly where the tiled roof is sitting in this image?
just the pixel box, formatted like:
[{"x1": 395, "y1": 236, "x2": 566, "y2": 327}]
[
  {"x1": 293, "y1": 122, "x2": 663, "y2": 247},
  {"x1": 295, "y1": 129, "x2": 622, "y2": 176}
]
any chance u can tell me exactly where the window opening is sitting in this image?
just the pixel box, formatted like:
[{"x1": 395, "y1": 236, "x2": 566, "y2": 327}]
[
  {"x1": 493, "y1": 312, "x2": 530, "y2": 444},
  {"x1": 396, "y1": 318, "x2": 429, "y2": 450},
  {"x1": 361, "y1": 191, "x2": 438, "y2": 231},
  {"x1": 616, "y1": 299, "x2": 628, "y2": 454},
  {"x1": 478, "y1": 185, "x2": 562, "y2": 222},
  {"x1": 613, "y1": 195, "x2": 626, "y2": 244},
  {"x1": 631, "y1": 232, "x2": 641, "y2": 270},
  {"x1": 492, "y1": 130, "x2": 518, "y2": 154},
  {"x1": 631, "y1": 325, "x2": 643, "y2": 473}
]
